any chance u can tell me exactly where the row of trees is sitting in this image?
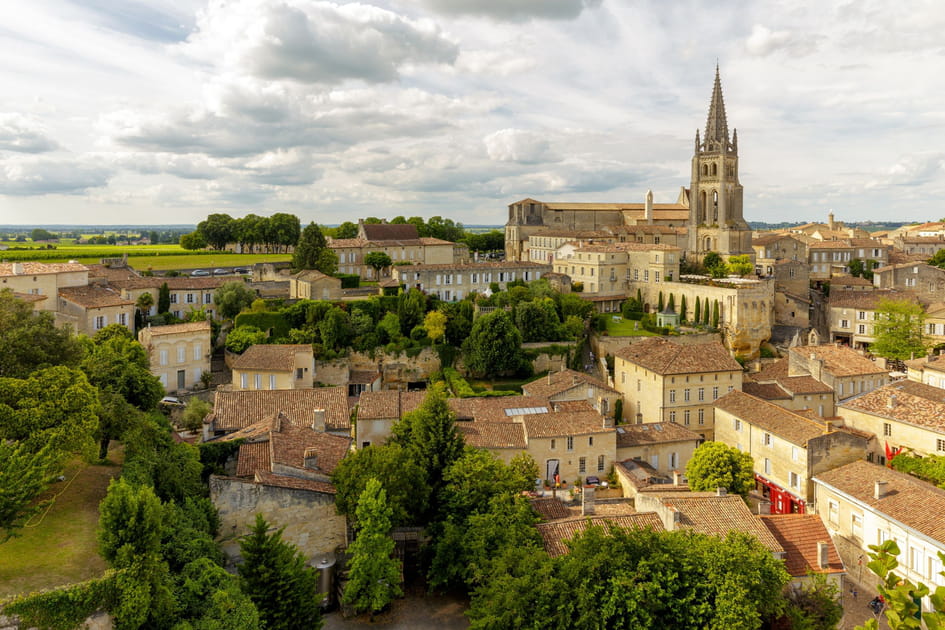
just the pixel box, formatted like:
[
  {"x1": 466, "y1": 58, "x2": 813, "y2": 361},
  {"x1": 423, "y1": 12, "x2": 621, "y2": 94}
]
[{"x1": 184, "y1": 213, "x2": 302, "y2": 252}]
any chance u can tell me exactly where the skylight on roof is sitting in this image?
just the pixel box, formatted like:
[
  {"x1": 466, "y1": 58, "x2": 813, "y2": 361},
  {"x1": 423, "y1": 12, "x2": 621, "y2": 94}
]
[{"x1": 504, "y1": 406, "x2": 549, "y2": 416}]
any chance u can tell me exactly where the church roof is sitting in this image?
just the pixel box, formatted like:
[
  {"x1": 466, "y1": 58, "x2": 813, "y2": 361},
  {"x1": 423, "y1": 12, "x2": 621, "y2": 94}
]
[{"x1": 704, "y1": 65, "x2": 730, "y2": 147}]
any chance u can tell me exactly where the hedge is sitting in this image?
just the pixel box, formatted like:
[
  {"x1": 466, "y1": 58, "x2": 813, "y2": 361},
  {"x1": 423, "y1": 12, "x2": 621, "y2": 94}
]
[
  {"x1": 233, "y1": 311, "x2": 291, "y2": 339},
  {"x1": 335, "y1": 273, "x2": 360, "y2": 289}
]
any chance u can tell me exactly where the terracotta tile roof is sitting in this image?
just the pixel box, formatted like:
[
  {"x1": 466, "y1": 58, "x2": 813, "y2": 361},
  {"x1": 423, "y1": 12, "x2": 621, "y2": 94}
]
[
  {"x1": 828, "y1": 289, "x2": 910, "y2": 309},
  {"x1": 760, "y1": 514, "x2": 845, "y2": 576},
  {"x1": 395, "y1": 261, "x2": 549, "y2": 272},
  {"x1": 12, "y1": 291, "x2": 47, "y2": 303},
  {"x1": 361, "y1": 223, "x2": 419, "y2": 241},
  {"x1": 615, "y1": 422, "x2": 700, "y2": 448},
  {"x1": 656, "y1": 494, "x2": 784, "y2": 553},
  {"x1": 535, "y1": 513, "x2": 665, "y2": 557},
  {"x1": 86, "y1": 264, "x2": 141, "y2": 281},
  {"x1": 814, "y1": 460, "x2": 945, "y2": 544},
  {"x1": 742, "y1": 381, "x2": 791, "y2": 400},
  {"x1": 448, "y1": 396, "x2": 552, "y2": 423},
  {"x1": 328, "y1": 238, "x2": 368, "y2": 248},
  {"x1": 110, "y1": 276, "x2": 231, "y2": 291},
  {"x1": 551, "y1": 400, "x2": 597, "y2": 412},
  {"x1": 209, "y1": 387, "x2": 350, "y2": 432},
  {"x1": 349, "y1": 370, "x2": 380, "y2": 385},
  {"x1": 753, "y1": 358, "x2": 789, "y2": 380},
  {"x1": 779, "y1": 376, "x2": 835, "y2": 395},
  {"x1": 573, "y1": 242, "x2": 680, "y2": 254},
  {"x1": 615, "y1": 338, "x2": 742, "y2": 375},
  {"x1": 522, "y1": 411, "x2": 612, "y2": 438},
  {"x1": 140, "y1": 321, "x2": 211, "y2": 336},
  {"x1": 231, "y1": 344, "x2": 311, "y2": 371},
  {"x1": 0, "y1": 262, "x2": 88, "y2": 276},
  {"x1": 790, "y1": 346, "x2": 888, "y2": 377},
  {"x1": 830, "y1": 276, "x2": 874, "y2": 288},
  {"x1": 58, "y1": 285, "x2": 134, "y2": 308},
  {"x1": 457, "y1": 422, "x2": 527, "y2": 449},
  {"x1": 531, "y1": 229, "x2": 611, "y2": 239},
  {"x1": 254, "y1": 471, "x2": 337, "y2": 494},
  {"x1": 529, "y1": 497, "x2": 571, "y2": 521},
  {"x1": 809, "y1": 241, "x2": 854, "y2": 250},
  {"x1": 356, "y1": 390, "x2": 426, "y2": 421},
  {"x1": 715, "y1": 390, "x2": 828, "y2": 446},
  {"x1": 840, "y1": 380, "x2": 945, "y2": 433},
  {"x1": 521, "y1": 369, "x2": 619, "y2": 398},
  {"x1": 236, "y1": 441, "x2": 271, "y2": 477}
]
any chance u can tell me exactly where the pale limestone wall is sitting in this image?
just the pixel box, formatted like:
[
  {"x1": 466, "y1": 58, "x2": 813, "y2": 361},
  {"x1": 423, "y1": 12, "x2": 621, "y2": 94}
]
[
  {"x1": 528, "y1": 431, "x2": 617, "y2": 485},
  {"x1": 313, "y1": 359, "x2": 350, "y2": 386},
  {"x1": 290, "y1": 275, "x2": 343, "y2": 301},
  {"x1": 636, "y1": 279, "x2": 774, "y2": 358},
  {"x1": 616, "y1": 440, "x2": 698, "y2": 475},
  {"x1": 350, "y1": 348, "x2": 440, "y2": 388},
  {"x1": 839, "y1": 405, "x2": 945, "y2": 460},
  {"x1": 57, "y1": 300, "x2": 134, "y2": 337},
  {"x1": 210, "y1": 476, "x2": 346, "y2": 562},
  {"x1": 774, "y1": 291, "x2": 810, "y2": 328},
  {"x1": 356, "y1": 417, "x2": 394, "y2": 449},
  {"x1": 232, "y1": 368, "x2": 294, "y2": 390},
  {"x1": 0, "y1": 268, "x2": 88, "y2": 310},
  {"x1": 393, "y1": 263, "x2": 548, "y2": 301},
  {"x1": 769, "y1": 392, "x2": 835, "y2": 418},
  {"x1": 140, "y1": 326, "x2": 211, "y2": 392},
  {"x1": 615, "y1": 356, "x2": 742, "y2": 441},
  {"x1": 522, "y1": 341, "x2": 577, "y2": 374}
]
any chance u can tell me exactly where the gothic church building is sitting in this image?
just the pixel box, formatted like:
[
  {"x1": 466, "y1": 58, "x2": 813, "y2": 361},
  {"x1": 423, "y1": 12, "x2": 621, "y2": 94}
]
[{"x1": 505, "y1": 67, "x2": 753, "y2": 264}]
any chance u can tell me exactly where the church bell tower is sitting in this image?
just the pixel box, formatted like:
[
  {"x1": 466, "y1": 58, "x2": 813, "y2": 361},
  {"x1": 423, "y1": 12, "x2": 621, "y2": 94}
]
[{"x1": 688, "y1": 66, "x2": 752, "y2": 260}]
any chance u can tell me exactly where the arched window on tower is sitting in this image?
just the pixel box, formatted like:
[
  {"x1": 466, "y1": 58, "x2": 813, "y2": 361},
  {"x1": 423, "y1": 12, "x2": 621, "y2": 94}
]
[
  {"x1": 702, "y1": 164, "x2": 708, "y2": 176},
  {"x1": 712, "y1": 190, "x2": 719, "y2": 223},
  {"x1": 700, "y1": 191, "x2": 707, "y2": 223},
  {"x1": 711, "y1": 163, "x2": 717, "y2": 176}
]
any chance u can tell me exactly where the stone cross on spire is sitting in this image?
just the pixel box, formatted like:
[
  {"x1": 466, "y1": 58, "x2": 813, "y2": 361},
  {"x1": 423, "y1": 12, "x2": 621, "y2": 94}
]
[{"x1": 703, "y1": 64, "x2": 730, "y2": 149}]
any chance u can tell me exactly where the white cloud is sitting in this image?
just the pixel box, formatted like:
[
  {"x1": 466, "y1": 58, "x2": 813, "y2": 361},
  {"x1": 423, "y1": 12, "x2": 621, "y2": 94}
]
[
  {"x1": 744, "y1": 24, "x2": 818, "y2": 57},
  {"x1": 0, "y1": 156, "x2": 112, "y2": 196},
  {"x1": 0, "y1": 114, "x2": 59, "y2": 153},
  {"x1": 418, "y1": 0, "x2": 601, "y2": 22},
  {"x1": 180, "y1": 0, "x2": 458, "y2": 84},
  {"x1": 484, "y1": 129, "x2": 555, "y2": 164}
]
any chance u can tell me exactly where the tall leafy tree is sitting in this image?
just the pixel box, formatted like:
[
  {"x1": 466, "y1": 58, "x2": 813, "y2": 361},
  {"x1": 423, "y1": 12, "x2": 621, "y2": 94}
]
[
  {"x1": 514, "y1": 299, "x2": 560, "y2": 342},
  {"x1": 196, "y1": 213, "x2": 235, "y2": 251},
  {"x1": 214, "y1": 281, "x2": 257, "y2": 320},
  {"x1": 268, "y1": 212, "x2": 300, "y2": 253},
  {"x1": 334, "y1": 221, "x2": 358, "y2": 239},
  {"x1": 365, "y1": 251, "x2": 393, "y2": 278},
  {"x1": 343, "y1": 478, "x2": 403, "y2": 616},
  {"x1": 0, "y1": 442, "x2": 58, "y2": 541},
  {"x1": 462, "y1": 309, "x2": 525, "y2": 378},
  {"x1": 179, "y1": 231, "x2": 207, "y2": 250},
  {"x1": 292, "y1": 221, "x2": 331, "y2": 272},
  {"x1": 238, "y1": 514, "x2": 323, "y2": 630},
  {"x1": 686, "y1": 441, "x2": 755, "y2": 498},
  {"x1": 157, "y1": 282, "x2": 171, "y2": 315},
  {"x1": 869, "y1": 298, "x2": 929, "y2": 361},
  {"x1": 397, "y1": 288, "x2": 425, "y2": 335},
  {"x1": 135, "y1": 292, "x2": 154, "y2": 318},
  {"x1": 424, "y1": 310, "x2": 448, "y2": 344},
  {"x1": 0, "y1": 289, "x2": 84, "y2": 378},
  {"x1": 174, "y1": 558, "x2": 261, "y2": 630},
  {"x1": 332, "y1": 444, "x2": 430, "y2": 527}
]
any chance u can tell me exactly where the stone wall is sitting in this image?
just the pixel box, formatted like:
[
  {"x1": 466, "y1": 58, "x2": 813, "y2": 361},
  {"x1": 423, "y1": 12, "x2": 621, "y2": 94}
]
[
  {"x1": 314, "y1": 358, "x2": 350, "y2": 386},
  {"x1": 210, "y1": 476, "x2": 346, "y2": 567},
  {"x1": 522, "y1": 341, "x2": 577, "y2": 374}
]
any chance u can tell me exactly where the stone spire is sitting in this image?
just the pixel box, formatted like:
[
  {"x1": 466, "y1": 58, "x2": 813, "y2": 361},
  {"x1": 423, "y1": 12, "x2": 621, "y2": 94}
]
[{"x1": 703, "y1": 65, "x2": 729, "y2": 149}]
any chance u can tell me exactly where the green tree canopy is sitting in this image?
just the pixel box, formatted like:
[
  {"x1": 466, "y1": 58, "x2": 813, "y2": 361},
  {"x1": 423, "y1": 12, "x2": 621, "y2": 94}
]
[
  {"x1": 238, "y1": 514, "x2": 323, "y2": 630},
  {"x1": 342, "y1": 478, "x2": 403, "y2": 615},
  {"x1": 0, "y1": 289, "x2": 84, "y2": 378},
  {"x1": 462, "y1": 309, "x2": 526, "y2": 378},
  {"x1": 224, "y1": 325, "x2": 267, "y2": 354},
  {"x1": 686, "y1": 441, "x2": 755, "y2": 498},
  {"x1": 292, "y1": 221, "x2": 332, "y2": 272},
  {"x1": 424, "y1": 310, "x2": 447, "y2": 344},
  {"x1": 514, "y1": 298, "x2": 560, "y2": 342},
  {"x1": 0, "y1": 442, "x2": 58, "y2": 541},
  {"x1": 196, "y1": 213, "x2": 236, "y2": 250},
  {"x1": 869, "y1": 298, "x2": 929, "y2": 361},
  {"x1": 726, "y1": 254, "x2": 754, "y2": 276},
  {"x1": 333, "y1": 221, "x2": 358, "y2": 239},
  {"x1": 158, "y1": 282, "x2": 171, "y2": 314},
  {"x1": 365, "y1": 251, "x2": 393, "y2": 276},
  {"x1": 214, "y1": 281, "x2": 257, "y2": 320},
  {"x1": 179, "y1": 231, "x2": 208, "y2": 250}
]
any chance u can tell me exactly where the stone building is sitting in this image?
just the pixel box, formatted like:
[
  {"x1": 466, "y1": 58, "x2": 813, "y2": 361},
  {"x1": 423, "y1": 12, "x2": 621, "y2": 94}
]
[
  {"x1": 328, "y1": 220, "x2": 467, "y2": 279},
  {"x1": 838, "y1": 380, "x2": 945, "y2": 463},
  {"x1": 288, "y1": 269, "x2": 342, "y2": 301},
  {"x1": 230, "y1": 344, "x2": 315, "y2": 390},
  {"x1": 202, "y1": 387, "x2": 350, "y2": 441},
  {"x1": 111, "y1": 276, "x2": 230, "y2": 320},
  {"x1": 613, "y1": 338, "x2": 743, "y2": 440},
  {"x1": 209, "y1": 412, "x2": 352, "y2": 564},
  {"x1": 827, "y1": 289, "x2": 916, "y2": 350},
  {"x1": 813, "y1": 460, "x2": 945, "y2": 613},
  {"x1": 138, "y1": 320, "x2": 212, "y2": 392},
  {"x1": 743, "y1": 358, "x2": 836, "y2": 417},
  {"x1": 788, "y1": 345, "x2": 889, "y2": 402},
  {"x1": 614, "y1": 422, "x2": 702, "y2": 475},
  {"x1": 892, "y1": 233, "x2": 945, "y2": 257},
  {"x1": 553, "y1": 242, "x2": 681, "y2": 298},
  {"x1": 714, "y1": 390, "x2": 867, "y2": 514},
  {"x1": 391, "y1": 260, "x2": 548, "y2": 301},
  {"x1": 505, "y1": 67, "x2": 752, "y2": 264},
  {"x1": 758, "y1": 514, "x2": 845, "y2": 591},
  {"x1": 57, "y1": 284, "x2": 135, "y2": 335},
  {"x1": 0, "y1": 261, "x2": 88, "y2": 311},
  {"x1": 520, "y1": 368, "x2": 621, "y2": 419},
  {"x1": 751, "y1": 233, "x2": 811, "y2": 273},
  {"x1": 872, "y1": 262, "x2": 945, "y2": 304}
]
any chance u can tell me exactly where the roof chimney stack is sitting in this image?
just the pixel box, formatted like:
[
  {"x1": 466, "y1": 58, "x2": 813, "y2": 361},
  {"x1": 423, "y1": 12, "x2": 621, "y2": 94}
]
[
  {"x1": 304, "y1": 447, "x2": 319, "y2": 470},
  {"x1": 817, "y1": 541, "x2": 830, "y2": 569},
  {"x1": 888, "y1": 395, "x2": 897, "y2": 410},
  {"x1": 716, "y1": 487, "x2": 727, "y2": 497},
  {"x1": 312, "y1": 408, "x2": 326, "y2": 432},
  {"x1": 874, "y1": 480, "x2": 888, "y2": 500}
]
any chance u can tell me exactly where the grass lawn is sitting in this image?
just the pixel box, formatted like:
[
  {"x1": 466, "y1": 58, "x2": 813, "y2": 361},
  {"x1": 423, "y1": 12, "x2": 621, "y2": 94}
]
[
  {"x1": 604, "y1": 316, "x2": 658, "y2": 337},
  {"x1": 468, "y1": 373, "x2": 547, "y2": 394},
  {"x1": 0, "y1": 244, "x2": 292, "y2": 271},
  {"x1": 0, "y1": 447, "x2": 123, "y2": 599}
]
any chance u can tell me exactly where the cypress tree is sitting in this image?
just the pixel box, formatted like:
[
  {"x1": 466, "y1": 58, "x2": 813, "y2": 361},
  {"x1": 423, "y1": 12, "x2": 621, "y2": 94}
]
[
  {"x1": 680, "y1": 295, "x2": 688, "y2": 322},
  {"x1": 712, "y1": 300, "x2": 720, "y2": 329},
  {"x1": 703, "y1": 299, "x2": 710, "y2": 325},
  {"x1": 658, "y1": 292, "x2": 664, "y2": 312},
  {"x1": 157, "y1": 282, "x2": 171, "y2": 314},
  {"x1": 668, "y1": 294, "x2": 675, "y2": 311},
  {"x1": 694, "y1": 297, "x2": 701, "y2": 324}
]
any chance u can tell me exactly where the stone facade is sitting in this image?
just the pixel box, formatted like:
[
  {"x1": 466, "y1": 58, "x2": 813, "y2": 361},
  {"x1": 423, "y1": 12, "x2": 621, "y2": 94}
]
[
  {"x1": 0, "y1": 262, "x2": 88, "y2": 311},
  {"x1": 210, "y1": 476, "x2": 345, "y2": 562},
  {"x1": 872, "y1": 263, "x2": 945, "y2": 305},
  {"x1": 553, "y1": 242, "x2": 680, "y2": 297},
  {"x1": 788, "y1": 345, "x2": 889, "y2": 402},
  {"x1": 392, "y1": 261, "x2": 548, "y2": 301},
  {"x1": 231, "y1": 344, "x2": 315, "y2": 390},
  {"x1": 139, "y1": 321, "x2": 212, "y2": 392},
  {"x1": 328, "y1": 220, "x2": 467, "y2": 279}
]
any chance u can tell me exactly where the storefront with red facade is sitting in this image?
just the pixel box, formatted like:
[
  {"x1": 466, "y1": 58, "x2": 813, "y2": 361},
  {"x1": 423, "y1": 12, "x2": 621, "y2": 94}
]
[{"x1": 755, "y1": 474, "x2": 806, "y2": 514}]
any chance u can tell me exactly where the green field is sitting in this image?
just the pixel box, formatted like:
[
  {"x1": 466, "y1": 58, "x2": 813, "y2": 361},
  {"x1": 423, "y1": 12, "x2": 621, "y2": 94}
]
[
  {"x1": 0, "y1": 244, "x2": 291, "y2": 270},
  {"x1": 0, "y1": 451, "x2": 122, "y2": 599},
  {"x1": 604, "y1": 316, "x2": 658, "y2": 337}
]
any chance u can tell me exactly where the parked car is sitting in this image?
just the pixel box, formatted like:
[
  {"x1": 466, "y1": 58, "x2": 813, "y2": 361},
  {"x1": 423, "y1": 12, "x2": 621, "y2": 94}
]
[
  {"x1": 584, "y1": 476, "x2": 601, "y2": 486},
  {"x1": 190, "y1": 269, "x2": 210, "y2": 276},
  {"x1": 159, "y1": 396, "x2": 184, "y2": 409},
  {"x1": 213, "y1": 268, "x2": 229, "y2": 275},
  {"x1": 234, "y1": 267, "x2": 251, "y2": 275}
]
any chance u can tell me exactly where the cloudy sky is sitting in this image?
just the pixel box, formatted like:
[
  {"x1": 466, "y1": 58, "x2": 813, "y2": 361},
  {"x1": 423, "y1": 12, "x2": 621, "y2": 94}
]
[{"x1": 1, "y1": 0, "x2": 944, "y2": 227}]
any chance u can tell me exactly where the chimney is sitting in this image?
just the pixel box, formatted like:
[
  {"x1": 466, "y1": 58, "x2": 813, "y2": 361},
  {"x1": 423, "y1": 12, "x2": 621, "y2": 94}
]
[
  {"x1": 716, "y1": 487, "x2": 727, "y2": 497},
  {"x1": 817, "y1": 541, "x2": 830, "y2": 569},
  {"x1": 312, "y1": 408, "x2": 326, "y2": 432},
  {"x1": 672, "y1": 470, "x2": 681, "y2": 487},
  {"x1": 304, "y1": 447, "x2": 319, "y2": 470},
  {"x1": 887, "y1": 395, "x2": 897, "y2": 410},
  {"x1": 670, "y1": 507, "x2": 682, "y2": 529},
  {"x1": 874, "y1": 480, "x2": 888, "y2": 500},
  {"x1": 12, "y1": 262, "x2": 23, "y2": 275},
  {"x1": 758, "y1": 500, "x2": 771, "y2": 515},
  {"x1": 582, "y1": 486, "x2": 596, "y2": 515}
]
